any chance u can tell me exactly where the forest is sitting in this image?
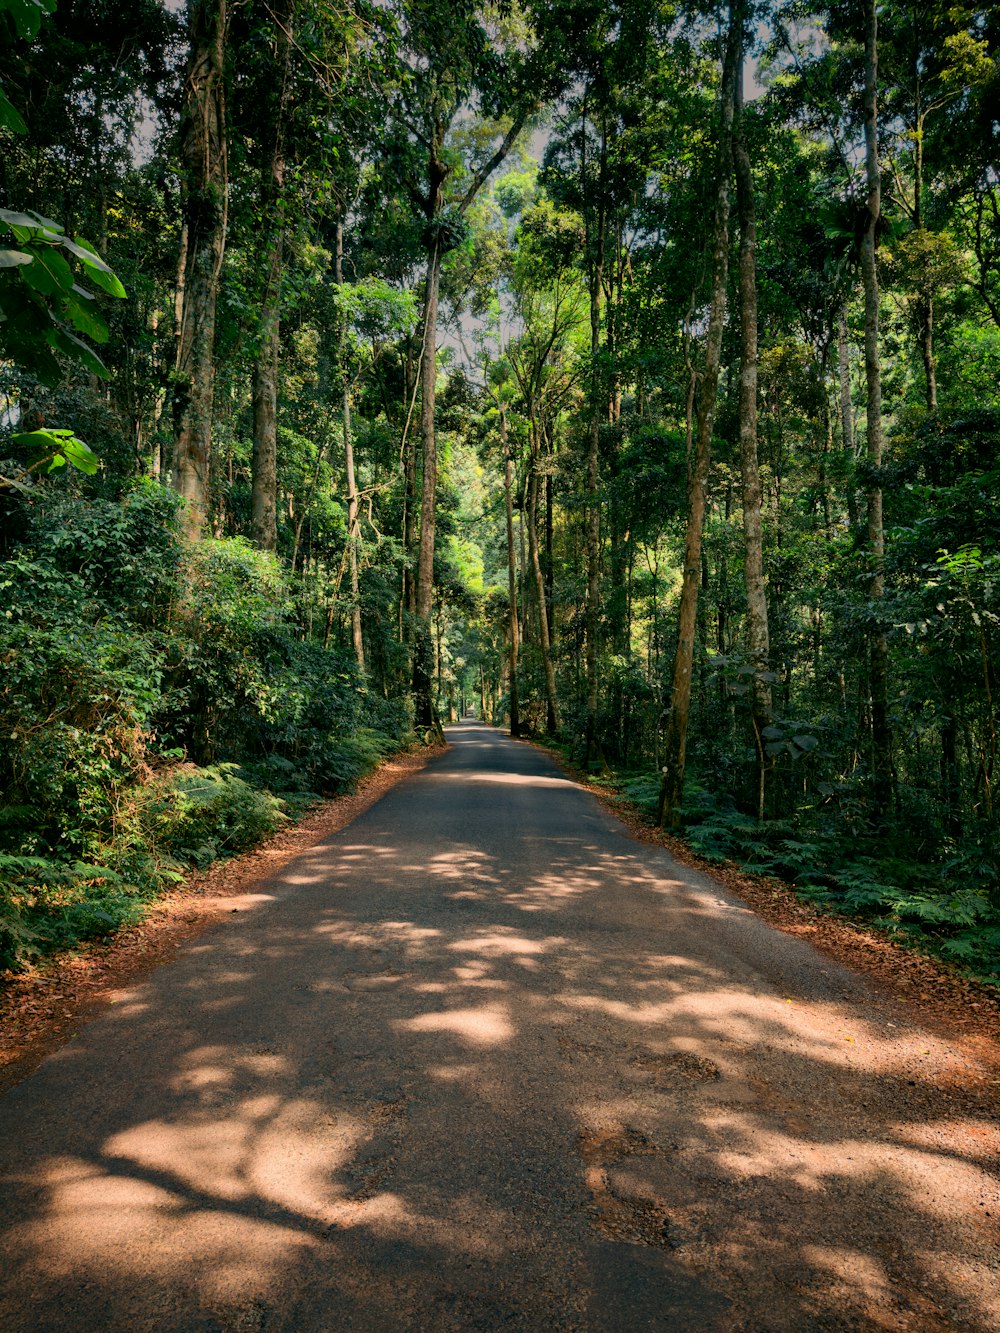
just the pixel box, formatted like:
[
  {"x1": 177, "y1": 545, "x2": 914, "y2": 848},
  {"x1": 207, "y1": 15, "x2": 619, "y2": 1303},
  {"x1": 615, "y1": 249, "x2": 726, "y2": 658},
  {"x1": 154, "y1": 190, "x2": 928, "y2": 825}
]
[{"x1": 1, "y1": 0, "x2": 998, "y2": 983}]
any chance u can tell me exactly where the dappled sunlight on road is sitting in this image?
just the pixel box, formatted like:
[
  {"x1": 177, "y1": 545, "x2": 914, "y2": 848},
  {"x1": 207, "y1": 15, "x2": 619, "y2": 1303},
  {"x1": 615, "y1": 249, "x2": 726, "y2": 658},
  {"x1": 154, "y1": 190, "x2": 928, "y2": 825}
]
[
  {"x1": 396, "y1": 1002, "x2": 514, "y2": 1047},
  {"x1": 432, "y1": 771, "x2": 578, "y2": 789}
]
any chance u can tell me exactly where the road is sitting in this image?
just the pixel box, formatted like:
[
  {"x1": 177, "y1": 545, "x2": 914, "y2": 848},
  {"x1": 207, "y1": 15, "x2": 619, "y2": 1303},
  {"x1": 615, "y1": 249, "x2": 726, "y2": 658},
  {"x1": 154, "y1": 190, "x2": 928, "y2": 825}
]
[{"x1": 0, "y1": 722, "x2": 997, "y2": 1331}]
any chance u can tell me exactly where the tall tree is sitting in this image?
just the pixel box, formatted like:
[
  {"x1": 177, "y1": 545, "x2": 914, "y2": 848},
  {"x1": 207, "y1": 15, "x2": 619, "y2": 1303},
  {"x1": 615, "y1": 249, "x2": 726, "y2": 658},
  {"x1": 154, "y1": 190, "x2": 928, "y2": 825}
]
[
  {"x1": 336, "y1": 219, "x2": 366, "y2": 672},
  {"x1": 657, "y1": 2, "x2": 741, "y2": 828},
  {"x1": 861, "y1": 0, "x2": 893, "y2": 818},
  {"x1": 172, "y1": 0, "x2": 228, "y2": 538},
  {"x1": 733, "y1": 16, "x2": 771, "y2": 819},
  {"x1": 382, "y1": 0, "x2": 542, "y2": 728},
  {"x1": 249, "y1": 0, "x2": 293, "y2": 553},
  {"x1": 501, "y1": 399, "x2": 521, "y2": 736}
]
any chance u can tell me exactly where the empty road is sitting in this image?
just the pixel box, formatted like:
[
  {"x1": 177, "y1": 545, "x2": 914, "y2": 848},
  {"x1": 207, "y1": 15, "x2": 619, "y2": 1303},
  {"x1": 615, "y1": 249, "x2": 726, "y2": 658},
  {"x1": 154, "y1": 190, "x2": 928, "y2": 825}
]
[{"x1": 0, "y1": 722, "x2": 997, "y2": 1330}]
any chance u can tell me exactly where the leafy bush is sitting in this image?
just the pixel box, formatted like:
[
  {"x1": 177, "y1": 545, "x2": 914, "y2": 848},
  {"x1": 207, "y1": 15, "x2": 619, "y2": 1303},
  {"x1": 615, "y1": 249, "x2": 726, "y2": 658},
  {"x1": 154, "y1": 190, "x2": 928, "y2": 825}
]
[
  {"x1": 0, "y1": 483, "x2": 413, "y2": 973},
  {"x1": 0, "y1": 854, "x2": 151, "y2": 974},
  {"x1": 147, "y1": 764, "x2": 288, "y2": 868}
]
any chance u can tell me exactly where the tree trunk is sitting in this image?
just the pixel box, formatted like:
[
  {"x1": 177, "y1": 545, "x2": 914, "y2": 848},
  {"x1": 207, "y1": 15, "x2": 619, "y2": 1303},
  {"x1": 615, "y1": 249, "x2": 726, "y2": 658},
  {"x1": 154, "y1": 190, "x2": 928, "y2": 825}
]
[
  {"x1": 583, "y1": 105, "x2": 607, "y2": 765},
  {"x1": 545, "y1": 470, "x2": 554, "y2": 644},
  {"x1": 734, "y1": 41, "x2": 771, "y2": 822},
  {"x1": 861, "y1": 0, "x2": 893, "y2": 819},
  {"x1": 250, "y1": 5, "x2": 292, "y2": 553},
  {"x1": 335, "y1": 219, "x2": 364, "y2": 672},
  {"x1": 503, "y1": 406, "x2": 520, "y2": 737},
  {"x1": 173, "y1": 0, "x2": 228, "y2": 539},
  {"x1": 400, "y1": 339, "x2": 417, "y2": 647},
  {"x1": 734, "y1": 32, "x2": 770, "y2": 820},
  {"x1": 911, "y1": 100, "x2": 938, "y2": 413},
  {"x1": 837, "y1": 306, "x2": 861, "y2": 529},
  {"x1": 657, "y1": 3, "x2": 740, "y2": 829},
  {"x1": 413, "y1": 240, "x2": 442, "y2": 730},
  {"x1": 527, "y1": 463, "x2": 560, "y2": 733}
]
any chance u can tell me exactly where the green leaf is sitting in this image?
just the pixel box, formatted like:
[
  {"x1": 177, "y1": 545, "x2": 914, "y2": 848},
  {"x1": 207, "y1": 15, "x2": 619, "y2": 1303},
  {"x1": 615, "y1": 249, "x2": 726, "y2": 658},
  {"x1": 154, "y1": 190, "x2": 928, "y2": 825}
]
[
  {"x1": 57, "y1": 435, "x2": 99, "y2": 474},
  {"x1": 0, "y1": 84, "x2": 27, "y2": 134},
  {"x1": 0, "y1": 208, "x2": 62, "y2": 241},
  {"x1": 45, "y1": 325, "x2": 110, "y2": 378},
  {"x1": 65, "y1": 285, "x2": 110, "y2": 343},
  {"x1": 0, "y1": 248, "x2": 32, "y2": 268},
  {"x1": 2, "y1": 0, "x2": 55, "y2": 41},
  {"x1": 61, "y1": 236, "x2": 127, "y2": 297},
  {"x1": 0, "y1": 208, "x2": 48, "y2": 230},
  {"x1": 11, "y1": 428, "x2": 99, "y2": 474},
  {"x1": 18, "y1": 245, "x2": 74, "y2": 297}
]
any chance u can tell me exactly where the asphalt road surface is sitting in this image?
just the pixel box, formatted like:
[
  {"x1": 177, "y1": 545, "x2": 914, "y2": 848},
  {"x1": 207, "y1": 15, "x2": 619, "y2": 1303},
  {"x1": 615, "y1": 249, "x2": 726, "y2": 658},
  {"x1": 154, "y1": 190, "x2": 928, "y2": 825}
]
[{"x1": 1, "y1": 722, "x2": 997, "y2": 1331}]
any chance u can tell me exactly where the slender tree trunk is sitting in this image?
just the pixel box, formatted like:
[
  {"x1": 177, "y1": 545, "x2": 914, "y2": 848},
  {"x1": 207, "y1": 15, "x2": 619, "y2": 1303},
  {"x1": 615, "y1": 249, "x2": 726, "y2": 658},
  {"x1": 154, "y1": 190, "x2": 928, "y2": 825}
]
[
  {"x1": 407, "y1": 112, "x2": 527, "y2": 730},
  {"x1": 335, "y1": 219, "x2": 364, "y2": 672},
  {"x1": 250, "y1": 241, "x2": 281, "y2": 552},
  {"x1": 918, "y1": 294, "x2": 936, "y2": 412},
  {"x1": 862, "y1": 0, "x2": 893, "y2": 819},
  {"x1": 413, "y1": 240, "x2": 442, "y2": 730},
  {"x1": 250, "y1": 5, "x2": 291, "y2": 552},
  {"x1": 837, "y1": 306, "x2": 862, "y2": 529},
  {"x1": 941, "y1": 709, "x2": 961, "y2": 839},
  {"x1": 173, "y1": 0, "x2": 228, "y2": 539},
  {"x1": 527, "y1": 462, "x2": 560, "y2": 733},
  {"x1": 911, "y1": 104, "x2": 938, "y2": 413},
  {"x1": 545, "y1": 469, "x2": 554, "y2": 644},
  {"x1": 657, "y1": 4, "x2": 740, "y2": 828},
  {"x1": 401, "y1": 339, "x2": 417, "y2": 646},
  {"x1": 734, "y1": 45, "x2": 771, "y2": 821},
  {"x1": 583, "y1": 107, "x2": 607, "y2": 764},
  {"x1": 502, "y1": 406, "x2": 520, "y2": 737}
]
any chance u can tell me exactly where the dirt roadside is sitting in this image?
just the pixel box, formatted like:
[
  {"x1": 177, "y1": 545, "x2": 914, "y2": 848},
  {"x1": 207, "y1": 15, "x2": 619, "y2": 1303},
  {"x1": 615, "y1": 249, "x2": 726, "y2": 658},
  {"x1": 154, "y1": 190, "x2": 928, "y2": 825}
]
[{"x1": 0, "y1": 741, "x2": 445, "y2": 1095}]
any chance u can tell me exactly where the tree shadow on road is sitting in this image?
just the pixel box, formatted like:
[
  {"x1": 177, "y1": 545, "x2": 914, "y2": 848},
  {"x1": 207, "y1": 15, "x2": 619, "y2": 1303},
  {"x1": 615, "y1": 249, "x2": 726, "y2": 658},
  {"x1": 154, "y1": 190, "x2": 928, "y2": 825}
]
[{"x1": 1, "y1": 789, "x2": 998, "y2": 1331}]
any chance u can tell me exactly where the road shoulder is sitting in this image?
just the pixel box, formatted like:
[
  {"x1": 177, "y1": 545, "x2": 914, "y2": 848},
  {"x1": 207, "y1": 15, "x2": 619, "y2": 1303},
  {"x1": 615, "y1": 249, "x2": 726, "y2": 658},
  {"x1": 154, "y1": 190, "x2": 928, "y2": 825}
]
[{"x1": 0, "y1": 739, "x2": 446, "y2": 1094}]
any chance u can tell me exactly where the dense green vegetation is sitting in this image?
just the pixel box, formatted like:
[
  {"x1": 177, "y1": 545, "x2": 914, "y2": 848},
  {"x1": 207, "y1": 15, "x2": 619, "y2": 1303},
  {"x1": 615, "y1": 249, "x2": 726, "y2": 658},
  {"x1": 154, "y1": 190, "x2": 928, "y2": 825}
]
[{"x1": 2, "y1": 0, "x2": 999, "y2": 982}]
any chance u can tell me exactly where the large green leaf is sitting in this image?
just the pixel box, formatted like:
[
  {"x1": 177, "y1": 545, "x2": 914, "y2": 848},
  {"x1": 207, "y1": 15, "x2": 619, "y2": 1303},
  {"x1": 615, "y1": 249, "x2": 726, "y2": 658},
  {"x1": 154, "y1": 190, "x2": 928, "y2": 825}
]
[
  {"x1": 62, "y1": 237, "x2": 127, "y2": 298},
  {"x1": 65, "y1": 284, "x2": 110, "y2": 343},
  {"x1": 0, "y1": 208, "x2": 62, "y2": 241},
  {"x1": 0, "y1": 248, "x2": 32, "y2": 267},
  {"x1": 0, "y1": 0, "x2": 55, "y2": 40},
  {"x1": 0, "y1": 83, "x2": 27, "y2": 134},
  {"x1": 0, "y1": 208, "x2": 49, "y2": 230},
  {"x1": 46, "y1": 325, "x2": 110, "y2": 378},
  {"x1": 18, "y1": 245, "x2": 74, "y2": 297},
  {"x1": 10, "y1": 427, "x2": 99, "y2": 476}
]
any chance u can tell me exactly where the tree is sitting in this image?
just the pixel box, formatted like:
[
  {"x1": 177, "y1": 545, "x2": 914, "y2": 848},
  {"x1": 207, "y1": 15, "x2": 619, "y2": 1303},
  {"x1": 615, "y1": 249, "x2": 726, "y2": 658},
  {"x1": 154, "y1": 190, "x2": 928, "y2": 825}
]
[
  {"x1": 657, "y1": 3, "x2": 741, "y2": 828},
  {"x1": 379, "y1": 0, "x2": 559, "y2": 729},
  {"x1": 861, "y1": 0, "x2": 893, "y2": 819},
  {"x1": 248, "y1": 0, "x2": 293, "y2": 553},
  {"x1": 172, "y1": 0, "x2": 228, "y2": 538},
  {"x1": 733, "y1": 14, "x2": 771, "y2": 819}
]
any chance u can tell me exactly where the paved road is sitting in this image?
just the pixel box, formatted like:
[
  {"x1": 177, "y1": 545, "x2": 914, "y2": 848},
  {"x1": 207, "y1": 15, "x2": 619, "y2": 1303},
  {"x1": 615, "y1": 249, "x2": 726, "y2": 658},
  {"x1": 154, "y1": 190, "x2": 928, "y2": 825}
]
[{"x1": 1, "y1": 723, "x2": 997, "y2": 1331}]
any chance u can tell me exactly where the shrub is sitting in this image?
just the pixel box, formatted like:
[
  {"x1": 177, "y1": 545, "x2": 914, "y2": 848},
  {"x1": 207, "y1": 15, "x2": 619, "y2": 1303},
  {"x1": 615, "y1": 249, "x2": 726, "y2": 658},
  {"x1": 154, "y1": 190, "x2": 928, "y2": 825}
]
[{"x1": 148, "y1": 765, "x2": 289, "y2": 868}]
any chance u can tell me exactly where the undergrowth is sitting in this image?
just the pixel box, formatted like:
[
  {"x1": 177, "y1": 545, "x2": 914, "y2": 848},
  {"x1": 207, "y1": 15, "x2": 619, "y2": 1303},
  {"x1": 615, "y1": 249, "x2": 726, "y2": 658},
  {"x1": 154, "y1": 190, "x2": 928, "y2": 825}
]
[
  {"x1": 608, "y1": 771, "x2": 1000, "y2": 986},
  {"x1": 0, "y1": 482, "x2": 416, "y2": 974}
]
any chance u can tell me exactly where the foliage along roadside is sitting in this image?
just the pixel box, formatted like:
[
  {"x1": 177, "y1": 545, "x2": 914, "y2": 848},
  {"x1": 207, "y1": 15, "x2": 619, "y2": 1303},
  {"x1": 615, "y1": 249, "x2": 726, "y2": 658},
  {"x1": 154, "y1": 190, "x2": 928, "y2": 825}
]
[
  {"x1": 0, "y1": 480, "x2": 417, "y2": 975},
  {"x1": 530, "y1": 737, "x2": 1000, "y2": 990}
]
